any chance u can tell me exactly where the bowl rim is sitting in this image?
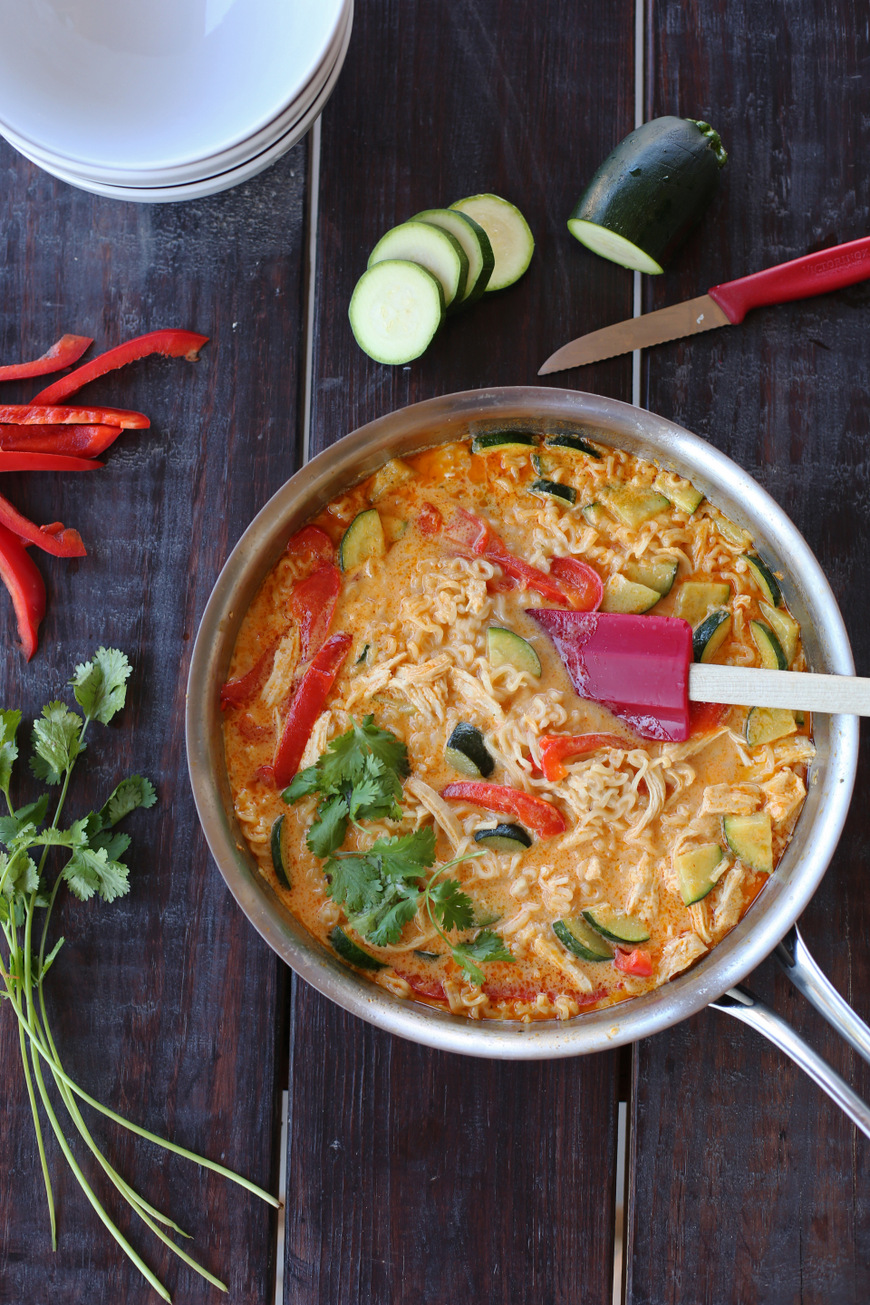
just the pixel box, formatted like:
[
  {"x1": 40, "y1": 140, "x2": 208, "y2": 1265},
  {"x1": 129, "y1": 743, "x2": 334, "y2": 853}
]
[{"x1": 186, "y1": 386, "x2": 859, "y2": 1060}]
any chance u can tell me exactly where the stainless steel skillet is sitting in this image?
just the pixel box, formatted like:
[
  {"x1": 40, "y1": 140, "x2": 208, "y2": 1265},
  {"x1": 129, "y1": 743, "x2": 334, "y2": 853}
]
[{"x1": 186, "y1": 388, "x2": 867, "y2": 1130}]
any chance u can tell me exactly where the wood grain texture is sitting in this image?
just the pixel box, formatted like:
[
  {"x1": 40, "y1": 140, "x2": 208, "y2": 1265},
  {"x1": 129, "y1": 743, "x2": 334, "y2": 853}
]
[
  {"x1": 0, "y1": 143, "x2": 309, "y2": 1303},
  {"x1": 293, "y1": 2, "x2": 640, "y2": 1301},
  {"x1": 627, "y1": 0, "x2": 870, "y2": 1300}
]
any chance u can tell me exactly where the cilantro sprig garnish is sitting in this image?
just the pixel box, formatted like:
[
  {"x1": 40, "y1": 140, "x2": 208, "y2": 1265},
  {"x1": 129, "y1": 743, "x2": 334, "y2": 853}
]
[
  {"x1": 0, "y1": 649, "x2": 278, "y2": 1301},
  {"x1": 285, "y1": 717, "x2": 515, "y2": 985}
]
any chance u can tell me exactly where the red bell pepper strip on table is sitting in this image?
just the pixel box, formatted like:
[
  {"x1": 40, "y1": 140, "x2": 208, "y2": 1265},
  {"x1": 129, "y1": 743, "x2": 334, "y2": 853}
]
[
  {"x1": 31, "y1": 329, "x2": 208, "y2": 404},
  {"x1": 0, "y1": 521, "x2": 46, "y2": 660},
  {"x1": 0, "y1": 334, "x2": 92, "y2": 382},
  {"x1": 0, "y1": 491, "x2": 86, "y2": 557},
  {"x1": 548, "y1": 556, "x2": 603, "y2": 611},
  {"x1": 613, "y1": 947, "x2": 654, "y2": 978},
  {"x1": 440, "y1": 781, "x2": 567, "y2": 837},
  {"x1": 272, "y1": 633, "x2": 352, "y2": 788},
  {"x1": 0, "y1": 424, "x2": 122, "y2": 457},
  {"x1": 289, "y1": 563, "x2": 341, "y2": 660},
  {"x1": 537, "y1": 732, "x2": 631, "y2": 782},
  {"x1": 0, "y1": 452, "x2": 103, "y2": 473},
  {"x1": 0, "y1": 404, "x2": 149, "y2": 430},
  {"x1": 437, "y1": 504, "x2": 570, "y2": 606}
]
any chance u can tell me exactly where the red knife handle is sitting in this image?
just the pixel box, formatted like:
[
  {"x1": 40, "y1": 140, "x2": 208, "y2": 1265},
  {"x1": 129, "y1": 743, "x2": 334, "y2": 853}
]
[{"x1": 708, "y1": 235, "x2": 870, "y2": 324}]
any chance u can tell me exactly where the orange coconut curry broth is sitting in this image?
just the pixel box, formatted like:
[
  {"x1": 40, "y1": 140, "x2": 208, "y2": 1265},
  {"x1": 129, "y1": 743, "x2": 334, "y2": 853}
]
[{"x1": 221, "y1": 432, "x2": 813, "y2": 1022}]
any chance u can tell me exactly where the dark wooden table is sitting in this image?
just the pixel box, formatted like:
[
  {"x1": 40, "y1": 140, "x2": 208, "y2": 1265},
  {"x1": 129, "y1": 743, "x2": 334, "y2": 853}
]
[{"x1": 1, "y1": 2, "x2": 869, "y2": 1302}]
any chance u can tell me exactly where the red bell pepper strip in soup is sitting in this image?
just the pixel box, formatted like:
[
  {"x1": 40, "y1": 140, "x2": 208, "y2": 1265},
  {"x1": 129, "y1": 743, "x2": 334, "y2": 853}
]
[
  {"x1": 31, "y1": 329, "x2": 208, "y2": 404},
  {"x1": 272, "y1": 633, "x2": 352, "y2": 787},
  {"x1": 442, "y1": 505, "x2": 569, "y2": 606},
  {"x1": 440, "y1": 782, "x2": 567, "y2": 837},
  {"x1": 0, "y1": 452, "x2": 103, "y2": 473},
  {"x1": 0, "y1": 521, "x2": 46, "y2": 659},
  {"x1": 289, "y1": 563, "x2": 341, "y2": 660},
  {"x1": 286, "y1": 524, "x2": 334, "y2": 568},
  {"x1": 0, "y1": 491, "x2": 86, "y2": 557},
  {"x1": 0, "y1": 334, "x2": 92, "y2": 382},
  {"x1": 0, "y1": 424, "x2": 122, "y2": 457},
  {"x1": 0, "y1": 404, "x2": 149, "y2": 430},
  {"x1": 548, "y1": 556, "x2": 603, "y2": 611},
  {"x1": 613, "y1": 947, "x2": 654, "y2": 977},
  {"x1": 538, "y1": 733, "x2": 630, "y2": 782},
  {"x1": 220, "y1": 640, "x2": 279, "y2": 711}
]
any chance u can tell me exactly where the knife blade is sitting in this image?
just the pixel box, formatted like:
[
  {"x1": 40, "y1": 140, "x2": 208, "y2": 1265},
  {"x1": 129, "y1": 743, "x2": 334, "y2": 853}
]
[{"x1": 539, "y1": 235, "x2": 870, "y2": 374}]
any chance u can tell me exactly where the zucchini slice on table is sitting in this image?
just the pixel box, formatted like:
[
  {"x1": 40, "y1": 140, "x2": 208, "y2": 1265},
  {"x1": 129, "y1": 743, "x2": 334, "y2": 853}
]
[
  {"x1": 474, "y1": 822, "x2": 533, "y2": 853},
  {"x1": 471, "y1": 429, "x2": 538, "y2": 453},
  {"x1": 339, "y1": 508, "x2": 386, "y2": 571},
  {"x1": 368, "y1": 220, "x2": 469, "y2": 309},
  {"x1": 329, "y1": 926, "x2": 385, "y2": 971},
  {"x1": 745, "y1": 706, "x2": 798, "y2": 748},
  {"x1": 567, "y1": 117, "x2": 727, "y2": 274},
  {"x1": 583, "y1": 907, "x2": 650, "y2": 944},
  {"x1": 553, "y1": 917, "x2": 614, "y2": 962},
  {"x1": 486, "y1": 627, "x2": 542, "y2": 677},
  {"x1": 446, "y1": 721, "x2": 496, "y2": 779},
  {"x1": 413, "y1": 207, "x2": 495, "y2": 304},
  {"x1": 349, "y1": 260, "x2": 445, "y2": 364},
  {"x1": 674, "y1": 842, "x2": 724, "y2": 905},
  {"x1": 723, "y1": 813, "x2": 773, "y2": 874},
  {"x1": 450, "y1": 193, "x2": 535, "y2": 291},
  {"x1": 271, "y1": 815, "x2": 291, "y2": 889},
  {"x1": 600, "y1": 573, "x2": 661, "y2": 614}
]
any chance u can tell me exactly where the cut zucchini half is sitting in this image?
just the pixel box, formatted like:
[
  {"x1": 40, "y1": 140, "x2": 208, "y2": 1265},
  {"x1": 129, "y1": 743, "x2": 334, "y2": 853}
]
[
  {"x1": 745, "y1": 706, "x2": 798, "y2": 748},
  {"x1": 553, "y1": 917, "x2": 614, "y2": 962},
  {"x1": 368, "y1": 220, "x2": 469, "y2": 309},
  {"x1": 328, "y1": 926, "x2": 385, "y2": 970},
  {"x1": 413, "y1": 207, "x2": 495, "y2": 304},
  {"x1": 531, "y1": 478, "x2": 577, "y2": 505},
  {"x1": 581, "y1": 502, "x2": 612, "y2": 530},
  {"x1": 622, "y1": 558, "x2": 678, "y2": 596},
  {"x1": 723, "y1": 813, "x2": 773, "y2": 875},
  {"x1": 568, "y1": 117, "x2": 727, "y2": 274},
  {"x1": 693, "y1": 609, "x2": 731, "y2": 663},
  {"x1": 474, "y1": 822, "x2": 533, "y2": 853},
  {"x1": 601, "y1": 573, "x2": 661, "y2": 614},
  {"x1": 652, "y1": 470, "x2": 704, "y2": 515},
  {"x1": 583, "y1": 907, "x2": 650, "y2": 944},
  {"x1": 598, "y1": 484, "x2": 670, "y2": 528},
  {"x1": 271, "y1": 815, "x2": 291, "y2": 890},
  {"x1": 758, "y1": 601, "x2": 798, "y2": 666},
  {"x1": 445, "y1": 721, "x2": 496, "y2": 779},
  {"x1": 673, "y1": 580, "x2": 732, "y2": 627},
  {"x1": 370, "y1": 457, "x2": 415, "y2": 501},
  {"x1": 471, "y1": 429, "x2": 538, "y2": 453},
  {"x1": 450, "y1": 193, "x2": 535, "y2": 291},
  {"x1": 750, "y1": 620, "x2": 787, "y2": 670},
  {"x1": 544, "y1": 432, "x2": 602, "y2": 459},
  {"x1": 349, "y1": 260, "x2": 445, "y2": 364},
  {"x1": 487, "y1": 626, "x2": 542, "y2": 676},
  {"x1": 674, "y1": 842, "x2": 724, "y2": 906},
  {"x1": 339, "y1": 508, "x2": 386, "y2": 571},
  {"x1": 743, "y1": 554, "x2": 783, "y2": 607}
]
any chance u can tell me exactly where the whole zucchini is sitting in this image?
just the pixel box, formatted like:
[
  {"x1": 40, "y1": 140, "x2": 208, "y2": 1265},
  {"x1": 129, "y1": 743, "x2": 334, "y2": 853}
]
[{"x1": 568, "y1": 117, "x2": 727, "y2": 274}]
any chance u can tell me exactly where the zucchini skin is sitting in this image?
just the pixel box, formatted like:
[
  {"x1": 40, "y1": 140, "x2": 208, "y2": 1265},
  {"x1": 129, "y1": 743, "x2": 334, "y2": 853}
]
[{"x1": 570, "y1": 117, "x2": 727, "y2": 270}]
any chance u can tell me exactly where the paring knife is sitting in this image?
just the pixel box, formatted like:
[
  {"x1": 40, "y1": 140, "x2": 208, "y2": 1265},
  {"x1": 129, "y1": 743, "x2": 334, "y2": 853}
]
[{"x1": 539, "y1": 235, "x2": 870, "y2": 373}]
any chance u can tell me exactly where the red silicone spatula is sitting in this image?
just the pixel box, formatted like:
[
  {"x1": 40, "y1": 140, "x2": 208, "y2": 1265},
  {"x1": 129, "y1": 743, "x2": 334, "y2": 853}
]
[{"x1": 529, "y1": 610, "x2": 870, "y2": 742}]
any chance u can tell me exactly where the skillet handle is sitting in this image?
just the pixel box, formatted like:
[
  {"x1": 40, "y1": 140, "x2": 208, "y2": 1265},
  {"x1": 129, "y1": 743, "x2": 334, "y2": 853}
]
[
  {"x1": 774, "y1": 923, "x2": 870, "y2": 1067},
  {"x1": 710, "y1": 985, "x2": 870, "y2": 1140}
]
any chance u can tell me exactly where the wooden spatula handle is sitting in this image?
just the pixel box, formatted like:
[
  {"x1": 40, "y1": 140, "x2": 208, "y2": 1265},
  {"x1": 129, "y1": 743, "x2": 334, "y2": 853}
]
[{"x1": 689, "y1": 663, "x2": 870, "y2": 715}]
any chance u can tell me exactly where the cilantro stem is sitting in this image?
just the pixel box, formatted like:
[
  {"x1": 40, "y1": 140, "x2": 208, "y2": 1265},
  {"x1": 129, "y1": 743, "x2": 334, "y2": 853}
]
[{"x1": 16, "y1": 993, "x2": 57, "y2": 1249}]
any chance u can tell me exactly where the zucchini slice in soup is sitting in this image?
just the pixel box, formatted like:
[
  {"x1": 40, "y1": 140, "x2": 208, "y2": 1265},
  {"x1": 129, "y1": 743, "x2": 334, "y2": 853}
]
[
  {"x1": 474, "y1": 823, "x2": 533, "y2": 853},
  {"x1": 329, "y1": 927, "x2": 385, "y2": 971},
  {"x1": 340, "y1": 508, "x2": 386, "y2": 571},
  {"x1": 486, "y1": 627, "x2": 542, "y2": 676},
  {"x1": 471, "y1": 430, "x2": 538, "y2": 452},
  {"x1": 600, "y1": 573, "x2": 661, "y2": 614},
  {"x1": 621, "y1": 558, "x2": 678, "y2": 596},
  {"x1": 674, "y1": 842, "x2": 724, "y2": 905},
  {"x1": 583, "y1": 907, "x2": 650, "y2": 944},
  {"x1": 723, "y1": 813, "x2": 773, "y2": 874},
  {"x1": 745, "y1": 707, "x2": 798, "y2": 748},
  {"x1": 445, "y1": 722, "x2": 496, "y2": 779},
  {"x1": 553, "y1": 917, "x2": 614, "y2": 962},
  {"x1": 693, "y1": 609, "x2": 731, "y2": 663},
  {"x1": 271, "y1": 815, "x2": 291, "y2": 889},
  {"x1": 750, "y1": 619, "x2": 787, "y2": 670},
  {"x1": 673, "y1": 580, "x2": 732, "y2": 626},
  {"x1": 743, "y1": 554, "x2": 783, "y2": 607},
  {"x1": 531, "y1": 478, "x2": 577, "y2": 505}
]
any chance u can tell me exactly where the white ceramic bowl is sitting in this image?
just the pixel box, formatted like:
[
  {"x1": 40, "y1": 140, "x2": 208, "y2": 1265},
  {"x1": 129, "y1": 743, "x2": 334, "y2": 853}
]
[{"x1": 0, "y1": 0, "x2": 346, "y2": 173}]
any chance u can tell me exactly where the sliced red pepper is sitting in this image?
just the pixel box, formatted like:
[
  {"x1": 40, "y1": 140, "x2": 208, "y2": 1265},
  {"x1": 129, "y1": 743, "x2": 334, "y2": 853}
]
[
  {"x1": 440, "y1": 781, "x2": 566, "y2": 837},
  {"x1": 689, "y1": 700, "x2": 728, "y2": 735},
  {"x1": 537, "y1": 732, "x2": 630, "y2": 782},
  {"x1": 417, "y1": 502, "x2": 444, "y2": 536},
  {"x1": 0, "y1": 521, "x2": 46, "y2": 659},
  {"x1": 548, "y1": 556, "x2": 603, "y2": 611},
  {"x1": 0, "y1": 335, "x2": 92, "y2": 382},
  {"x1": 31, "y1": 329, "x2": 208, "y2": 404},
  {"x1": 0, "y1": 424, "x2": 122, "y2": 457},
  {"x1": 286, "y1": 524, "x2": 334, "y2": 568},
  {"x1": 289, "y1": 563, "x2": 341, "y2": 660},
  {"x1": 272, "y1": 633, "x2": 352, "y2": 787},
  {"x1": 0, "y1": 451, "x2": 103, "y2": 473},
  {"x1": 443, "y1": 505, "x2": 569, "y2": 605},
  {"x1": 613, "y1": 947, "x2": 654, "y2": 978},
  {"x1": 220, "y1": 640, "x2": 279, "y2": 711},
  {"x1": 0, "y1": 490, "x2": 85, "y2": 557},
  {"x1": 0, "y1": 404, "x2": 149, "y2": 430}
]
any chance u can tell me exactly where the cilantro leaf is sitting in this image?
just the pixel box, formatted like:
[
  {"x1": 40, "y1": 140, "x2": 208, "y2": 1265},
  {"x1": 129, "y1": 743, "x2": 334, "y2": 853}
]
[
  {"x1": 306, "y1": 793, "x2": 349, "y2": 859},
  {"x1": 62, "y1": 846, "x2": 130, "y2": 903},
  {"x1": 72, "y1": 647, "x2": 131, "y2": 725},
  {"x1": 30, "y1": 702, "x2": 83, "y2": 784},
  {"x1": 325, "y1": 850, "x2": 383, "y2": 915},
  {"x1": 428, "y1": 878, "x2": 476, "y2": 933},
  {"x1": 39, "y1": 936, "x2": 65, "y2": 979},
  {"x1": 374, "y1": 827, "x2": 437, "y2": 880},
  {"x1": 362, "y1": 890, "x2": 420, "y2": 947},
  {"x1": 91, "y1": 830, "x2": 132, "y2": 862},
  {"x1": 451, "y1": 931, "x2": 515, "y2": 986},
  {"x1": 0, "y1": 794, "x2": 50, "y2": 847},
  {"x1": 98, "y1": 775, "x2": 157, "y2": 828},
  {"x1": 283, "y1": 766, "x2": 320, "y2": 802},
  {"x1": 0, "y1": 709, "x2": 21, "y2": 802},
  {"x1": 0, "y1": 850, "x2": 40, "y2": 900}
]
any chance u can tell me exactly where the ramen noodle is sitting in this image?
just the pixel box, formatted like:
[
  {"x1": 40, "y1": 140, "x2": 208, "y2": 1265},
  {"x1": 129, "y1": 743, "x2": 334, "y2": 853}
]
[{"x1": 221, "y1": 431, "x2": 813, "y2": 1022}]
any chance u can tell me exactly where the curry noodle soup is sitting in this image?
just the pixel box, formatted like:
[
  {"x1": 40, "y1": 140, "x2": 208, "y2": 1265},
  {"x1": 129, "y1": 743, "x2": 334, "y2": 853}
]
[{"x1": 221, "y1": 432, "x2": 813, "y2": 1022}]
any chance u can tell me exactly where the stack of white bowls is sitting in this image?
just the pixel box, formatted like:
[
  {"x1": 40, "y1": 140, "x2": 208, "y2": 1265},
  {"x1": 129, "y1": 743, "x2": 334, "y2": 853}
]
[{"x1": 0, "y1": 0, "x2": 352, "y2": 202}]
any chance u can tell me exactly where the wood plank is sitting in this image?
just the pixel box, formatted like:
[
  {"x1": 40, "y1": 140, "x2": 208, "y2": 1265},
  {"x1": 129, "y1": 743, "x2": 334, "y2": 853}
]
[
  {"x1": 627, "y1": 0, "x2": 870, "y2": 1299},
  {"x1": 292, "y1": 2, "x2": 638, "y2": 1300},
  {"x1": 0, "y1": 144, "x2": 309, "y2": 1304}
]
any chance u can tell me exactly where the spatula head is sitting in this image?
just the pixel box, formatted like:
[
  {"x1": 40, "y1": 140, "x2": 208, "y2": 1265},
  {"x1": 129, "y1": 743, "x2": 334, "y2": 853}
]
[{"x1": 529, "y1": 609, "x2": 694, "y2": 741}]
